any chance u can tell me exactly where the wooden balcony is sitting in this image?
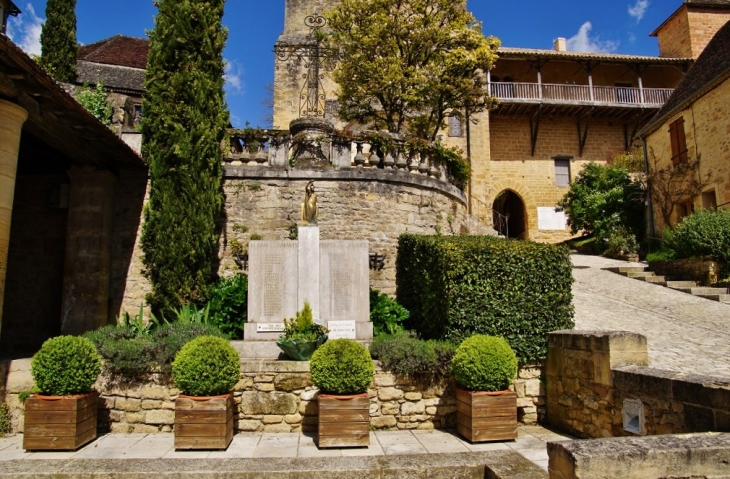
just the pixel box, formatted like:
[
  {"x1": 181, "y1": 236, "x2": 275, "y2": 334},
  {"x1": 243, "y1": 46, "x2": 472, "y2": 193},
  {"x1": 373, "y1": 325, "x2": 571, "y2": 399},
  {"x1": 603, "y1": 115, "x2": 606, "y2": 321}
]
[{"x1": 490, "y1": 82, "x2": 674, "y2": 119}]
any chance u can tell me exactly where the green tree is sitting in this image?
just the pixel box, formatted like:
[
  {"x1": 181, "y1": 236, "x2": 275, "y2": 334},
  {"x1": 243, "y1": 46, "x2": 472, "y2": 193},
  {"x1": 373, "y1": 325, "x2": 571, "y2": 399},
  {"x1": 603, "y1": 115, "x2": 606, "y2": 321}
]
[
  {"x1": 76, "y1": 81, "x2": 112, "y2": 125},
  {"x1": 40, "y1": 0, "x2": 78, "y2": 82},
  {"x1": 556, "y1": 163, "x2": 645, "y2": 243},
  {"x1": 141, "y1": 0, "x2": 229, "y2": 314},
  {"x1": 326, "y1": 0, "x2": 500, "y2": 140}
]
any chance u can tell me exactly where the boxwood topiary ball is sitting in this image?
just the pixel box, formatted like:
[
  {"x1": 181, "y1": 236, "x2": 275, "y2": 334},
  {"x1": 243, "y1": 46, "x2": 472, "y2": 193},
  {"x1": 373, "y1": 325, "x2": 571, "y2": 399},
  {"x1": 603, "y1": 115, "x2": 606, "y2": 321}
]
[
  {"x1": 310, "y1": 339, "x2": 374, "y2": 394},
  {"x1": 171, "y1": 336, "x2": 241, "y2": 396},
  {"x1": 451, "y1": 335, "x2": 518, "y2": 392},
  {"x1": 31, "y1": 335, "x2": 102, "y2": 396}
]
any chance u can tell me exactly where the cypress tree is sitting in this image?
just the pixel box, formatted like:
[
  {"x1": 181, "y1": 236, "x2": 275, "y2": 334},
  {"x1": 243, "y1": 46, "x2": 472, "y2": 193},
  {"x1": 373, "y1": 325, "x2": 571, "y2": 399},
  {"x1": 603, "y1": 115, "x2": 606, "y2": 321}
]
[
  {"x1": 40, "y1": 0, "x2": 78, "y2": 82},
  {"x1": 141, "y1": 0, "x2": 229, "y2": 314}
]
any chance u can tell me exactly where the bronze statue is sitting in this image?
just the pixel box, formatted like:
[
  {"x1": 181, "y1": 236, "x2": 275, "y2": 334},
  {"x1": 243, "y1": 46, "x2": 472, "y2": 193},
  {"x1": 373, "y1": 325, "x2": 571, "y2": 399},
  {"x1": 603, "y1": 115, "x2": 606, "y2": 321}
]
[{"x1": 301, "y1": 181, "x2": 318, "y2": 224}]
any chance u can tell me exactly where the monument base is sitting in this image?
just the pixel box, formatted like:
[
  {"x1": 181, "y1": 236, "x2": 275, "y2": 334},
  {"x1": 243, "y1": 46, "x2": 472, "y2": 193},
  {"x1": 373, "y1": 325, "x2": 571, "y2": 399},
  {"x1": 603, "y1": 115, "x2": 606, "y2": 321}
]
[
  {"x1": 242, "y1": 321, "x2": 373, "y2": 342},
  {"x1": 231, "y1": 340, "x2": 373, "y2": 359}
]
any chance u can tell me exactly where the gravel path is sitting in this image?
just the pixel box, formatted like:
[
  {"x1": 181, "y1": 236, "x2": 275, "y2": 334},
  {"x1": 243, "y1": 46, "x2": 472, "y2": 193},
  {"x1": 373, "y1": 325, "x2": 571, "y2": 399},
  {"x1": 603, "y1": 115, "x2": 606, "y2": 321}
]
[{"x1": 571, "y1": 253, "x2": 730, "y2": 378}]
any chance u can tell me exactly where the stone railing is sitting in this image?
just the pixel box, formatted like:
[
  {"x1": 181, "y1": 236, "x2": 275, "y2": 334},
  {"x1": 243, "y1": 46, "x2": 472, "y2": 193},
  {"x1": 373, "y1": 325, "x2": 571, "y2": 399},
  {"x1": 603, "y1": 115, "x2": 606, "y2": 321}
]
[{"x1": 222, "y1": 124, "x2": 465, "y2": 190}]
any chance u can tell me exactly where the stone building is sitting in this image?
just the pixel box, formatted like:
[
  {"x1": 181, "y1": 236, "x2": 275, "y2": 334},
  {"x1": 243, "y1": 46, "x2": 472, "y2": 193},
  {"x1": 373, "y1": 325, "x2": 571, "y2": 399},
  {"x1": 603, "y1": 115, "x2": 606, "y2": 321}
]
[
  {"x1": 0, "y1": 34, "x2": 147, "y2": 356},
  {"x1": 639, "y1": 19, "x2": 730, "y2": 233},
  {"x1": 273, "y1": 0, "x2": 730, "y2": 242}
]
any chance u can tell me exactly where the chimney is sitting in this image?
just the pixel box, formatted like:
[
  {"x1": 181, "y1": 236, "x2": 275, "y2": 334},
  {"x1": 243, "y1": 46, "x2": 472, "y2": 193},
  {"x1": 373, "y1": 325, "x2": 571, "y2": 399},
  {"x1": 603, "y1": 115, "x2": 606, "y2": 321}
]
[{"x1": 554, "y1": 37, "x2": 567, "y2": 52}]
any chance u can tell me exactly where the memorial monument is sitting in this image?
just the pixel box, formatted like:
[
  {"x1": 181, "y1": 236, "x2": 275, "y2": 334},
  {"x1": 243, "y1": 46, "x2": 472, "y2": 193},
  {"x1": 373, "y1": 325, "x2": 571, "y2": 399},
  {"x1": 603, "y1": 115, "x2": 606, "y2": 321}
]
[{"x1": 245, "y1": 182, "x2": 372, "y2": 344}]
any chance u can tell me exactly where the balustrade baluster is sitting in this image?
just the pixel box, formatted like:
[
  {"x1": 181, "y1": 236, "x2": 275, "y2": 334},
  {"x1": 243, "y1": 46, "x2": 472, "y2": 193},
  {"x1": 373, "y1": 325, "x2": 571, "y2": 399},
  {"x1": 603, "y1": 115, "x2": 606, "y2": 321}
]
[{"x1": 354, "y1": 141, "x2": 366, "y2": 167}]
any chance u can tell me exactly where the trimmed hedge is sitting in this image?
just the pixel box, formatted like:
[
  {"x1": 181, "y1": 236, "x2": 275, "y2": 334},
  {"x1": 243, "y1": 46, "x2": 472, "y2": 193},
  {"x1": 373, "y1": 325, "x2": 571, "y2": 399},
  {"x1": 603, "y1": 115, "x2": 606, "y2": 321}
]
[
  {"x1": 31, "y1": 336, "x2": 101, "y2": 396},
  {"x1": 396, "y1": 234, "x2": 574, "y2": 362},
  {"x1": 665, "y1": 208, "x2": 730, "y2": 269},
  {"x1": 310, "y1": 339, "x2": 374, "y2": 394},
  {"x1": 171, "y1": 336, "x2": 241, "y2": 396},
  {"x1": 451, "y1": 335, "x2": 518, "y2": 391}
]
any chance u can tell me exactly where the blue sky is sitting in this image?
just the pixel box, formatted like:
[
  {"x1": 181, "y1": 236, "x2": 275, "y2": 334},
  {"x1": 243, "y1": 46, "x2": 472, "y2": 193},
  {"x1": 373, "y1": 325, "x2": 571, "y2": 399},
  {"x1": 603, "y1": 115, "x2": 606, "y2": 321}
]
[{"x1": 7, "y1": 0, "x2": 681, "y2": 128}]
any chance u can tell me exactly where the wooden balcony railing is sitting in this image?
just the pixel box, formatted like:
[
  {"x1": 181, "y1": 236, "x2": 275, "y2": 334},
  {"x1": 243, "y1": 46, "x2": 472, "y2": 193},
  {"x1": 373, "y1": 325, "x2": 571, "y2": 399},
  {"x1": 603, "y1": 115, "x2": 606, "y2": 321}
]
[{"x1": 490, "y1": 82, "x2": 673, "y2": 106}]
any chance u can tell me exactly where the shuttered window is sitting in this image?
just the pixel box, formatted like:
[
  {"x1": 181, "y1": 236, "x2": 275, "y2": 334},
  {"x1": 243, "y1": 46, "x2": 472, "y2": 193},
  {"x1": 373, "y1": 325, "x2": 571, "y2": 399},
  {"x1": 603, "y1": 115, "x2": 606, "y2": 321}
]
[
  {"x1": 669, "y1": 117, "x2": 688, "y2": 165},
  {"x1": 555, "y1": 159, "x2": 571, "y2": 187}
]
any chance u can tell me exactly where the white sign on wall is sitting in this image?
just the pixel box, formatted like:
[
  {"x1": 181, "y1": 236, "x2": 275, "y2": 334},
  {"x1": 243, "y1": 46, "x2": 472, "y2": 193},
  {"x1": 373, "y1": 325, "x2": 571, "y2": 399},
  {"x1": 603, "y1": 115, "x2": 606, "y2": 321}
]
[
  {"x1": 327, "y1": 321, "x2": 357, "y2": 339},
  {"x1": 537, "y1": 207, "x2": 568, "y2": 231},
  {"x1": 256, "y1": 323, "x2": 285, "y2": 333}
]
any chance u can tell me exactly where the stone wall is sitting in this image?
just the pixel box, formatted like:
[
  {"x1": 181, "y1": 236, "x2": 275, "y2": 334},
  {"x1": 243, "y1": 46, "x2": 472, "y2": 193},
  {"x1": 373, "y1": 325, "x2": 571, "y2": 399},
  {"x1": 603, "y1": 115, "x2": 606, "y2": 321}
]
[
  {"x1": 545, "y1": 330, "x2": 730, "y2": 439},
  {"x1": 648, "y1": 258, "x2": 722, "y2": 285},
  {"x1": 2, "y1": 358, "x2": 543, "y2": 434}
]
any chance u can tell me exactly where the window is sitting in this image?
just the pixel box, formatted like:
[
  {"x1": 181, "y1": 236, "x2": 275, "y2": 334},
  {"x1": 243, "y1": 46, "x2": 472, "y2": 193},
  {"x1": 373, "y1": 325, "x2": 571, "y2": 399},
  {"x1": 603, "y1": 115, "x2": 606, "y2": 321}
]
[
  {"x1": 448, "y1": 115, "x2": 463, "y2": 137},
  {"x1": 669, "y1": 117, "x2": 688, "y2": 165},
  {"x1": 677, "y1": 200, "x2": 694, "y2": 223},
  {"x1": 554, "y1": 157, "x2": 572, "y2": 187}
]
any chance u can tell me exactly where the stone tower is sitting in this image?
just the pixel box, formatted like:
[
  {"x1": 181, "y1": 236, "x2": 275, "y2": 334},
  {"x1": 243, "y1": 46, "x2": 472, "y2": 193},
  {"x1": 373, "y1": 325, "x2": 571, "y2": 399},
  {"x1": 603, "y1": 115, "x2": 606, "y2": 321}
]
[
  {"x1": 273, "y1": 0, "x2": 341, "y2": 130},
  {"x1": 651, "y1": 0, "x2": 730, "y2": 59}
]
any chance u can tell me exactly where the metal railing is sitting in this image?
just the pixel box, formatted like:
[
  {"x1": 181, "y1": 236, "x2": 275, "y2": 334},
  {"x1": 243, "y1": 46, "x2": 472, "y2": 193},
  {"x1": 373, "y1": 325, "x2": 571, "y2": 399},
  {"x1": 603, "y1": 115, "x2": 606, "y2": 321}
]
[{"x1": 490, "y1": 82, "x2": 673, "y2": 106}]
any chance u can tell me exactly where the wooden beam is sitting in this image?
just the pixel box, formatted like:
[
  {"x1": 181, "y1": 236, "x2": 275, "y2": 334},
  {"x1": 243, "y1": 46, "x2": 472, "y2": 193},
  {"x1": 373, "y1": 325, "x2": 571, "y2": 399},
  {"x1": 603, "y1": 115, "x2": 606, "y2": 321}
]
[
  {"x1": 576, "y1": 107, "x2": 594, "y2": 157},
  {"x1": 529, "y1": 106, "x2": 542, "y2": 157}
]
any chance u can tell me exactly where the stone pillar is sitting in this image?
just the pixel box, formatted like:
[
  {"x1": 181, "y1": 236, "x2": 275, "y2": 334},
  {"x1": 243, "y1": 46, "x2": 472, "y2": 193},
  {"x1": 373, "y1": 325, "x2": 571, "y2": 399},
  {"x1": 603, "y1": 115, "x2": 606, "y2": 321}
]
[
  {"x1": 0, "y1": 100, "x2": 28, "y2": 344},
  {"x1": 297, "y1": 225, "x2": 320, "y2": 320},
  {"x1": 61, "y1": 169, "x2": 117, "y2": 335}
]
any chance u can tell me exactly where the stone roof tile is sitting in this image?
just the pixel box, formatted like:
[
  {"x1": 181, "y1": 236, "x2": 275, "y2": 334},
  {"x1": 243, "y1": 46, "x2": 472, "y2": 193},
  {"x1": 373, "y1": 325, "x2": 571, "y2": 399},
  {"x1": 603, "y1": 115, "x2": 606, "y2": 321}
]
[{"x1": 78, "y1": 35, "x2": 149, "y2": 70}]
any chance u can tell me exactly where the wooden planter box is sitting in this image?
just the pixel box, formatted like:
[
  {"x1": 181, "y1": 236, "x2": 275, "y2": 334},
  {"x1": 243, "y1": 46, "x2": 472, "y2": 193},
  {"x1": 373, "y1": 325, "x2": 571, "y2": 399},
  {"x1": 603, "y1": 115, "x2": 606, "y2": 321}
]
[
  {"x1": 456, "y1": 388, "x2": 517, "y2": 443},
  {"x1": 23, "y1": 392, "x2": 98, "y2": 451},
  {"x1": 174, "y1": 393, "x2": 234, "y2": 450},
  {"x1": 318, "y1": 393, "x2": 370, "y2": 448}
]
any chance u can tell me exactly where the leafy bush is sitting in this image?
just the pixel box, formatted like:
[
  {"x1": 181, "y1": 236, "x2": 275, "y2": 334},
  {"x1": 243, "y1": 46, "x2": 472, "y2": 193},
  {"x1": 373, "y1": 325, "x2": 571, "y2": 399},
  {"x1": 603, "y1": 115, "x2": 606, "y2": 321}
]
[
  {"x1": 281, "y1": 302, "x2": 328, "y2": 342},
  {"x1": 645, "y1": 248, "x2": 677, "y2": 263},
  {"x1": 396, "y1": 234, "x2": 574, "y2": 362},
  {"x1": 208, "y1": 274, "x2": 248, "y2": 339},
  {"x1": 665, "y1": 209, "x2": 730, "y2": 266},
  {"x1": 370, "y1": 332, "x2": 456, "y2": 377},
  {"x1": 0, "y1": 403, "x2": 9, "y2": 436},
  {"x1": 370, "y1": 289, "x2": 409, "y2": 336},
  {"x1": 451, "y1": 335, "x2": 518, "y2": 391},
  {"x1": 310, "y1": 339, "x2": 374, "y2": 394},
  {"x1": 603, "y1": 226, "x2": 639, "y2": 258},
  {"x1": 84, "y1": 321, "x2": 225, "y2": 376},
  {"x1": 76, "y1": 81, "x2": 112, "y2": 125},
  {"x1": 31, "y1": 336, "x2": 102, "y2": 396},
  {"x1": 556, "y1": 162, "x2": 645, "y2": 243},
  {"x1": 172, "y1": 336, "x2": 241, "y2": 396}
]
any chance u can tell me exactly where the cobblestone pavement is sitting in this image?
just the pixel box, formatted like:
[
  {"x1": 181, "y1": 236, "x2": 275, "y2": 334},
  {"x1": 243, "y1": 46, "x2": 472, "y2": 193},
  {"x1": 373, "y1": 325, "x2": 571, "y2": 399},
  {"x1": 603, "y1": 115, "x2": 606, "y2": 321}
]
[{"x1": 572, "y1": 253, "x2": 730, "y2": 378}]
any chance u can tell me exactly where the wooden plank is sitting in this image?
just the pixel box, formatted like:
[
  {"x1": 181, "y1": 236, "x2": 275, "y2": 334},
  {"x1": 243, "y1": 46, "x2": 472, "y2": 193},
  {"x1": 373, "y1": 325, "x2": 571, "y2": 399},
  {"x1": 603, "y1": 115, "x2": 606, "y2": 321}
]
[
  {"x1": 318, "y1": 433, "x2": 369, "y2": 448},
  {"x1": 175, "y1": 421, "x2": 231, "y2": 438},
  {"x1": 174, "y1": 409, "x2": 232, "y2": 424},
  {"x1": 175, "y1": 395, "x2": 232, "y2": 411},
  {"x1": 318, "y1": 396, "x2": 369, "y2": 409},
  {"x1": 73, "y1": 425, "x2": 98, "y2": 449},
  {"x1": 456, "y1": 401, "x2": 516, "y2": 418},
  {"x1": 319, "y1": 409, "x2": 369, "y2": 422},
  {"x1": 457, "y1": 413, "x2": 516, "y2": 429},
  {"x1": 23, "y1": 436, "x2": 77, "y2": 451},
  {"x1": 25, "y1": 393, "x2": 98, "y2": 412},
  {"x1": 320, "y1": 421, "x2": 369, "y2": 436},
  {"x1": 25, "y1": 415, "x2": 97, "y2": 438}
]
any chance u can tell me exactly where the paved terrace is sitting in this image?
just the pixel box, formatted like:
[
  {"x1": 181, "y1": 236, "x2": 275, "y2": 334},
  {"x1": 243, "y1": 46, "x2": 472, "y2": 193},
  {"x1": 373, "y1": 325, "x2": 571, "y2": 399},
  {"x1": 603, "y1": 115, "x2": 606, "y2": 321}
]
[{"x1": 572, "y1": 253, "x2": 730, "y2": 379}]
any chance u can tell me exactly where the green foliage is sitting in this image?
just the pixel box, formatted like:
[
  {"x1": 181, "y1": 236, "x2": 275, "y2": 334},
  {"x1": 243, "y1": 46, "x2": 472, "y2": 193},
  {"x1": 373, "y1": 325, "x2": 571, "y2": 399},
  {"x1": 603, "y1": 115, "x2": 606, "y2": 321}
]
[
  {"x1": 326, "y1": 0, "x2": 500, "y2": 140},
  {"x1": 664, "y1": 209, "x2": 730, "y2": 266},
  {"x1": 396, "y1": 234, "x2": 574, "y2": 362},
  {"x1": 370, "y1": 332, "x2": 457, "y2": 377},
  {"x1": 645, "y1": 248, "x2": 677, "y2": 263},
  {"x1": 40, "y1": 0, "x2": 78, "y2": 82},
  {"x1": 84, "y1": 321, "x2": 225, "y2": 376},
  {"x1": 556, "y1": 163, "x2": 645, "y2": 245},
  {"x1": 207, "y1": 274, "x2": 248, "y2": 339},
  {"x1": 171, "y1": 336, "x2": 241, "y2": 396},
  {"x1": 451, "y1": 335, "x2": 518, "y2": 391},
  {"x1": 603, "y1": 226, "x2": 640, "y2": 258},
  {"x1": 117, "y1": 303, "x2": 165, "y2": 336},
  {"x1": 281, "y1": 302, "x2": 328, "y2": 342},
  {"x1": 168, "y1": 303, "x2": 210, "y2": 324},
  {"x1": 0, "y1": 403, "x2": 9, "y2": 436},
  {"x1": 310, "y1": 339, "x2": 374, "y2": 394},
  {"x1": 18, "y1": 391, "x2": 32, "y2": 403},
  {"x1": 31, "y1": 336, "x2": 101, "y2": 396},
  {"x1": 141, "y1": 0, "x2": 229, "y2": 315},
  {"x1": 370, "y1": 289, "x2": 409, "y2": 336},
  {"x1": 76, "y1": 82, "x2": 112, "y2": 125},
  {"x1": 610, "y1": 147, "x2": 645, "y2": 173},
  {"x1": 250, "y1": 234, "x2": 263, "y2": 241}
]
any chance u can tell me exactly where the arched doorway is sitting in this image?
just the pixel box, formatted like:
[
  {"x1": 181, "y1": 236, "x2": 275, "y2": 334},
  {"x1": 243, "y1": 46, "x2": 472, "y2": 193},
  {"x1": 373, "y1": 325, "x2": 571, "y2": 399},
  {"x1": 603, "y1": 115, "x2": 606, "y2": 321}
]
[{"x1": 493, "y1": 190, "x2": 527, "y2": 239}]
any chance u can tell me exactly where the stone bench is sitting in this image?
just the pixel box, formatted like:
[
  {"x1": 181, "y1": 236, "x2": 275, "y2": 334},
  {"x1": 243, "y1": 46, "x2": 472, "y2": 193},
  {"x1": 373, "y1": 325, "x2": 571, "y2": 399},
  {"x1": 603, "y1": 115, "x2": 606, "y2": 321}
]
[{"x1": 547, "y1": 432, "x2": 730, "y2": 479}]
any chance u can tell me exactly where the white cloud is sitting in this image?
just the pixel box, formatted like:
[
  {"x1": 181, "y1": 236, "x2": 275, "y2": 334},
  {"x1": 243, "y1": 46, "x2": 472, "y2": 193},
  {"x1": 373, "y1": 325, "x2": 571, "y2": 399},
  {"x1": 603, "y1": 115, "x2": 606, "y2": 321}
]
[
  {"x1": 628, "y1": 0, "x2": 650, "y2": 22},
  {"x1": 566, "y1": 22, "x2": 619, "y2": 54},
  {"x1": 224, "y1": 59, "x2": 244, "y2": 95},
  {"x1": 7, "y1": 3, "x2": 44, "y2": 56}
]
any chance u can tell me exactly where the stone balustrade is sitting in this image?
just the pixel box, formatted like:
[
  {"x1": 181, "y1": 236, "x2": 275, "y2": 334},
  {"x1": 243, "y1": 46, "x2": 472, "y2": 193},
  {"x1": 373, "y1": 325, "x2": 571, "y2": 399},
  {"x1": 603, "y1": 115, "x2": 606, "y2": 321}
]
[{"x1": 222, "y1": 128, "x2": 464, "y2": 190}]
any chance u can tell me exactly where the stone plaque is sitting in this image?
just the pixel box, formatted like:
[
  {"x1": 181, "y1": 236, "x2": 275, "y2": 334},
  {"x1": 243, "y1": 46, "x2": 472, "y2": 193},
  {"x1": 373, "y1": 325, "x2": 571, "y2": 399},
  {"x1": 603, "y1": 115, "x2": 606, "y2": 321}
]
[
  {"x1": 320, "y1": 241, "x2": 369, "y2": 323},
  {"x1": 327, "y1": 321, "x2": 357, "y2": 339},
  {"x1": 257, "y1": 323, "x2": 285, "y2": 333},
  {"x1": 537, "y1": 207, "x2": 567, "y2": 231},
  {"x1": 247, "y1": 241, "x2": 299, "y2": 323}
]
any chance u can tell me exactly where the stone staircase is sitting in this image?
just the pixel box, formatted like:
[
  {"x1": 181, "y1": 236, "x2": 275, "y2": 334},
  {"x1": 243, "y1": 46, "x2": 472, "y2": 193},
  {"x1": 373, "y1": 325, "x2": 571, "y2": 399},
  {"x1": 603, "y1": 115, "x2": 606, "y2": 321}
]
[{"x1": 607, "y1": 266, "x2": 730, "y2": 304}]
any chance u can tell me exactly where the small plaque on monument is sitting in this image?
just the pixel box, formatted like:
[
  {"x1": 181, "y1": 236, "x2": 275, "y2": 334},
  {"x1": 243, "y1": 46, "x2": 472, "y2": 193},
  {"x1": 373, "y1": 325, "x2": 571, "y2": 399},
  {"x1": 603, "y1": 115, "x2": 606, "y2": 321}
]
[
  {"x1": 257, "y1": 323, "x2": 285, "y2": 333},
  {"x1": 327, "y1": 321, "x2": 357, "y2": 339}
]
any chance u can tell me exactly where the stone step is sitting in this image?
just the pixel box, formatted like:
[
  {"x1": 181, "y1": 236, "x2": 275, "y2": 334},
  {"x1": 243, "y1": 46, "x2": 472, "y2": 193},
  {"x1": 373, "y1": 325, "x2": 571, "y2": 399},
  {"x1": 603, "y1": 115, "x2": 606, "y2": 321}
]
[
  {"x1": 607, "y1": 266, "x2": 647, "y2": 274},
  {"x1": 675, "y1": 287, "x2": 730, "y2": 296},
  {"x1": 666, "y1": 280, "x2": 699, "y2": 289},
  {"x1": 695, "y1": 294, "x2": 730, "y2": 303},
  {"x1": 635, "y1": 275, "x2": 667, "y2": 285},
  {"x1": 231, "y1": 340, "x2": 373, "y2": 360},
  {"x1": 625, "y1": 271, "x2": 657, "y2": 278}
]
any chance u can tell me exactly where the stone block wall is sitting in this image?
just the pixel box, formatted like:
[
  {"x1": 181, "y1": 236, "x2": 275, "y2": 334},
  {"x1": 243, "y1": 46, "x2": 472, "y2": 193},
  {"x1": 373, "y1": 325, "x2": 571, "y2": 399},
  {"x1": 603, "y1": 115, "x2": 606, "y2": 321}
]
[
  {"x1": 3, "y1": 358, "x2": 544, "y2": 434},
  {"x1": 546, "y1": 330, "x2": 730, "y2": 439},
  {"x1": 648, "y1": 258, "x2": 721, "y2": 285}
]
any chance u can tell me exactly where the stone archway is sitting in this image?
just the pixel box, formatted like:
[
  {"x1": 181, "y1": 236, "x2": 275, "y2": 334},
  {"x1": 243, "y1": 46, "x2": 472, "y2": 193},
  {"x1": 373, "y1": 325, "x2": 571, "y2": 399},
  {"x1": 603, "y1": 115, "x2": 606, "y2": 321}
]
[{"x1": 493, "y1": 189, "x2": 528, "y2": 239}]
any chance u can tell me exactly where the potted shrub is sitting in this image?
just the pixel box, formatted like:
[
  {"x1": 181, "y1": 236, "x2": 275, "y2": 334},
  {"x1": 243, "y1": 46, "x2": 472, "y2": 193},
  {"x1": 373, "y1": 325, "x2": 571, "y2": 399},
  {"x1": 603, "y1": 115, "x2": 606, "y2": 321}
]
[
  {"x1": 171, "y1": 336, "x2": 241, "y2": 450},
  {"x1": 276, "y1": 302, "x2": 328, "y2": 361},
  {"x1": 24, "y1": 336, "x2": 102, "y2": 451},
  {"x1": 310, "y1": 339, "x2": 374, "y2": 448},
  {"x1": 451, "y1": 335, "x2": 518, "y2": 442}
]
